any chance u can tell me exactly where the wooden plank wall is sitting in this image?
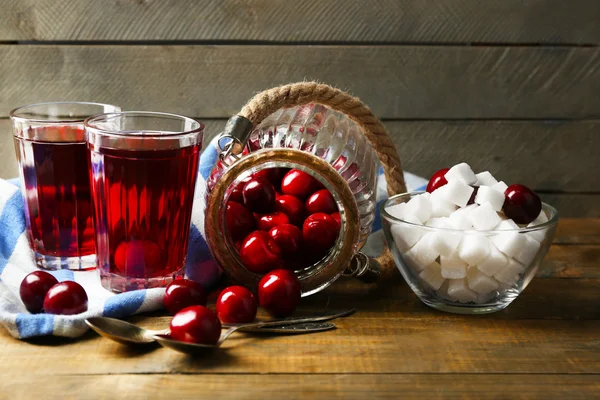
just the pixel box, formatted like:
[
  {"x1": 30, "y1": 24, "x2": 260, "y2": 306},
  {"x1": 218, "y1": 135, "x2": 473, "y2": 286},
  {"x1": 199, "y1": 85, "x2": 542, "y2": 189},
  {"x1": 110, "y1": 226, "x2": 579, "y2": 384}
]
[{"x1": 0, "y1": 0, "x2": 598, "y2": 216}]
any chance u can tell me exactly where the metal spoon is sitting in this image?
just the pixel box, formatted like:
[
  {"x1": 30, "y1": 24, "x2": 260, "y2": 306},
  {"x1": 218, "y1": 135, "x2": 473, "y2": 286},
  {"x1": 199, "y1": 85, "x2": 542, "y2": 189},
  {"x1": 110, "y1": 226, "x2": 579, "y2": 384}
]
[
  {"x1": 154, "y1": 314, "x2": 348, "y2": 354},
  {"x1": 85, "y1": 308, "x2": 355, "y2": 346}
]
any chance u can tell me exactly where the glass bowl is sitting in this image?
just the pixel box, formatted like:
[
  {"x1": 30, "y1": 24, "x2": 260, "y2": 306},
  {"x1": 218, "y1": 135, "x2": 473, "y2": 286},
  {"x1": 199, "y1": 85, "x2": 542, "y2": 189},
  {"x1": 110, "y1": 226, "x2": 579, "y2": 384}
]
[{"x1": 381, "y1": 192, "x2": 559, "y2": 314}]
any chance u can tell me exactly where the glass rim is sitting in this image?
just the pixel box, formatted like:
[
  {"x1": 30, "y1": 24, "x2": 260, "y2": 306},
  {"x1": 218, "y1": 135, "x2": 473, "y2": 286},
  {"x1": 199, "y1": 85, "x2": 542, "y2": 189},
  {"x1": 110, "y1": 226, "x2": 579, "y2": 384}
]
[
  {"x1": 9, "y1": 101, "x2": 121, "y2": 124},
  {"x1": 84, "y1": 111, "x2": 204, "y2": 139},
  {"x1": 380, "y1": 191, "x2": 559, "y2": 233}
]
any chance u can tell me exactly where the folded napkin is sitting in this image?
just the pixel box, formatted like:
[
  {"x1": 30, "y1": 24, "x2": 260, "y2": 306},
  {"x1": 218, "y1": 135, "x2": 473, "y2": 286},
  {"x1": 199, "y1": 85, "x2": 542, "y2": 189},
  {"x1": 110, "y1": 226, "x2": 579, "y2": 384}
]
[{"x1": 0, "y1": 140, "x2": 427, "y2": 339}]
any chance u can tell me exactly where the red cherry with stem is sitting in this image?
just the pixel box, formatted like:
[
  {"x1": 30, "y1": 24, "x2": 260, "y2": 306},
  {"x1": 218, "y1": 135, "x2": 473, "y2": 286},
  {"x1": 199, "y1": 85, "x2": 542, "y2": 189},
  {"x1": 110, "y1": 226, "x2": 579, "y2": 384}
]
[
  {"x1": 302, "y1": 213, "x2": 340, "y2": 253},
  {"x1": 239, "y1": 231, "x2": 283, "y2": 273},
  {"x1": 43, "y1": 281, "x2": 88, "y2": 315},
  {"x1": 169, "y1": 305, "x2": 222, "y2": 345},
  {"x1": 275, "y1": 195, "x2": 305, "y2": 226},
  {"x1": 164, "y1": 279, "x2": 208, "y2": 315},
  {"x1": 426, "y1": 168, "x2": 450, "y2": 193},
  {"x1": 114, "y1": 240, "x2": 164, "y2": 278},
  {"x1": 305, "y1": 189, "x2": 337, "y2": 215},
  {"x1": 226, "y1": 201, "x2": 255, "y2": 241},
  {"x1": 258, "y1": 269, "x2": 301, "y2": 318},
  {"x1": 281, "y1": 169, "x2": 323, "y2": 200},
  {"x1": 243, "y1": 178, "x2": 276, "y2": 213},
  {"x1": 269, "y1": 224, "x2": 303, "y2": 258},
  {"x1": 503, "y1": 184, "x2": 542, "y2": 224},
  {"x1": 216, "y1": 286, "x2": 258, "y2": 323},
  {"x1": 467, "y1": 185, "x2": 479, "y2": 205},
  {"x1": 255, "y1": 211, "x2": 290, "y2": 231},
  {"x1": 19, "y1": 271, "x2": 59, "y2": 313},
  {"x1": 330, "y1": 212, "x2": 341, "y2": 230}
]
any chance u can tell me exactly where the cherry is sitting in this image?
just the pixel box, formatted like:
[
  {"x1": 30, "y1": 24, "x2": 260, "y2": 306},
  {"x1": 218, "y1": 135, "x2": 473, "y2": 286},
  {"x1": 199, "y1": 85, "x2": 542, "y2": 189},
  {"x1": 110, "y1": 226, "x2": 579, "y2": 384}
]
[
  {"x1": 274, "y1": 195, "x2": 305, "y2": 226},
  {"x1": 226, "y1": 201, "x2": 255, "y2": 241},
  {"x1": 467, "y1": 185, "x2": 479, "y2": 205},
  {"x1": 19, "y1": 271, "x2": 59, "y2": 313},
  {"x1": 43, "y1": 281, "x2": 88, "y2": 315},
  {"x1": 239, "y1": 231, "x2": 283, "y2": 273},
  {"x1": 503, "y1": 184, "x2": 542, "y2": 224},
  {"x1": 114, "y1": 239, "x2": 164, "y2": 278},
  {"x1": 253, "y1": 168, "x2": 288, "y2": 189},
  {"x1": 330, "y1": 212, "x2": 341, "y2": 230},
  {"x1": 302, "y1": 213, "x2": 340, "y2": 253},
  {"x1": 426, "y1": 168, "x2": 450, "y2": 193},
  {"x1": 305, "y1": 189, "x2": 337, "y2": 215},
  {"x1": 269, "y1": 224, "x2": 303, "y2": 257},
  {"x1": 229, "y1": 177, "x2": 251, "y2": 204},
  {"x1": 281, "y1": 169, "x2": 323, "y2": 200},
  {"x1": 216, "y1": 286, "x2": 258, "y2": 323},
  {"x1": 169, "y1": 305, "x2": 222, "y2": 345},
  {"x1": 255, "y1": 211, "x2": 290, "y2": 231},
  {"x1": 243, "y1": 178, "x2": 276, "y2": 213},
  {"x1": 258, "y1": 269, "x2": 301, "y2": 318},
  {"x1": 164, "y1": 279, "x2": 207, "y2": 315}
]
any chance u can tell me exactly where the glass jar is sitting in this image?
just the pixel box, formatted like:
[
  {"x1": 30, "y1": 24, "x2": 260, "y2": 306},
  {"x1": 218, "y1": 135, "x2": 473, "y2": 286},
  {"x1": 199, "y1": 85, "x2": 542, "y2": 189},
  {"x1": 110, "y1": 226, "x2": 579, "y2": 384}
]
[{"x1": 204, "y1": 83, "x2": 407, "y2": 296}]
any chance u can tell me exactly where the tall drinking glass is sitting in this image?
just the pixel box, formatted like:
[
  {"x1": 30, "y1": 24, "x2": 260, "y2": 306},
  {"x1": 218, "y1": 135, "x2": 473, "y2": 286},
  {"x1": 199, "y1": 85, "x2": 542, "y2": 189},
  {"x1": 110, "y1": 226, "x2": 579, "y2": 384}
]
[
  {"x1": 85, "y1": 112, "x2": 204, "y2": 293},
  {"x1": 10, "y1": 102, "x2": 121, "y2": 270}
]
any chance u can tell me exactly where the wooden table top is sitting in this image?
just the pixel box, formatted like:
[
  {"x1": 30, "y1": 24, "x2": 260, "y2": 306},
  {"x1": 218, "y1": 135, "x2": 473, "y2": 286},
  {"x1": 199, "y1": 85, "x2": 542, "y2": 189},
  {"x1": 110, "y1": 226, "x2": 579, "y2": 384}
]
[{"x1": 1, "y1": 218, "x2": 599, "y2": 399}]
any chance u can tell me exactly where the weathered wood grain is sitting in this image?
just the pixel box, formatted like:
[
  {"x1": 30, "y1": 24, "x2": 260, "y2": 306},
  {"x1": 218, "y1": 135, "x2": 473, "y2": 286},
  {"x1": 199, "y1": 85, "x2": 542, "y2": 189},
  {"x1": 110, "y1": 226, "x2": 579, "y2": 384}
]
[
  {"x1": 5, "y1": 373, "x2": 600, "y2": 400},
  {"x1": 1, "y1": 0, "x2": 599, "y2": 44},
  {"x1": 2, "y1": 45, "x2": 600, "y2": 119},
  {"x1": 555, "y1": 218, "x2": 600, "y2": 244}
]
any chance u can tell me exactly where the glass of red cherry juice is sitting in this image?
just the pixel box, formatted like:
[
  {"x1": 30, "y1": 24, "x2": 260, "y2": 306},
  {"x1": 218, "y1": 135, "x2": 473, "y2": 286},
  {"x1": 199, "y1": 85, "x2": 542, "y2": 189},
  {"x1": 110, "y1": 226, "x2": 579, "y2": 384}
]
[
  {"x1": 10, "y1": 102, "x2": 121, "y2": 270},
  {"x1": 85, "y1": 112, "x2": 204, "y2": 293}
]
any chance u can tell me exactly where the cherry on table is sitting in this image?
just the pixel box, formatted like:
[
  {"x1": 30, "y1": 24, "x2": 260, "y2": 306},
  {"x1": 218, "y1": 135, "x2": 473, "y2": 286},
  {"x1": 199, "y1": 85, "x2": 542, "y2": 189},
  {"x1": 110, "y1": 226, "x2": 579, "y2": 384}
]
[
  {"x1": 239, "y1": 231, "x2": 283, "y2": 274},
  {"x1": 258, "y1": 269, "x2": 301, "y2": 318},
  {"x1": 216, "y1": 286, "x2": 258, "y2": 323},
  {"x1": 243, "y1": 177, "x2": 276, "y2": 213},
  {"x1": 305, "y1": 189, "x2": 337, "y2": 215},
  {"x1": 426, "y1": 168, "x2": 450, "y2": 193},
  {"x1": 503, "y1": 184, "x2": 542, "y2": 224},
  {"x1": 275, "y1": 195, "x2": 305, "y2": 226},
  {"x1": 169, "y1": 305, "x2": 222, "y2": 345},
  {"x1": 226, "y1": 201, "x2": 255, "y2": 241},
  {"x1": 302, "y1": 213, "x2": 340, "y2": 253},
  {"x1": 255, "y1": 211, "x2": 290, "y2": 231},
  {"x1": 19, "y1": 271, "x2": 59, "y2": 314},
  {"x1": 269, "y1": 224, "x2": 303, "y2": 258},
  {"x1": 164, "y1": 279, "x2": 208, "y2": 315},
  {"x1": 280, "y1": 169, "x2": 323, "y2": 200},
  {"x1": 43, "y1": 281, "x2": 88, "y2": 315}
]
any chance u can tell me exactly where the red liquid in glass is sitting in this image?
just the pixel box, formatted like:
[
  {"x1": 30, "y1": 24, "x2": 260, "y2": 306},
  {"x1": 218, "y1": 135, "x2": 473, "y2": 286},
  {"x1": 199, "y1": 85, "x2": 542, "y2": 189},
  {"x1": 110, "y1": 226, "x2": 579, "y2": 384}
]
[
  {"x1": 15, "y1": 128, "x2": 95, "y2": 258},
  {"x1": 89, "y1": 144, "x2": 200, "y2": 281}
]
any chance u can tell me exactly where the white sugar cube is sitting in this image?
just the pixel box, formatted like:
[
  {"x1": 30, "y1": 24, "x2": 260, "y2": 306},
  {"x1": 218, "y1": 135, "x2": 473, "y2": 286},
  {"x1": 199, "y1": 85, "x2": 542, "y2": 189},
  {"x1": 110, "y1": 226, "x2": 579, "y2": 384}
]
[
  {"x1": 475, "y1": 171, "x2": 498, "y2": 187},
  {"x1": 526, "y1": 211, "x2": 550, "y2": 242},
  {"x1": 411, "y1": 233, "x2": 440, "y2": 266},
  {"x1": 477, "y1": 242, "x2": 508, "y2": 276},
  {"x1": 443, "y1": 180, "x2": 475, "y2": 208},
  {"x1": 440, "y1": 252, "x2": 468, "y2": 279},
  {"x1": 491, "y1": 231, "x2": 527, "y2": 258},
  {"x1": 391, "y1": 214, "x2": 424, "y2": 251},
  {"x1": 514, "y1": 234, "x2": 540, "y2": 265},
  {"x1": 426, "y1": 217, "x2": 447, "y2": 228},
  {"x1": 467, "y1": 265, "x2": 499, "y2": 294},
  {"x1": 492, "y1": 181, "x2": 508, "y2": 193},
  {"x1": 419, "y1": 261, "x2": 446, "y2": 290},
  {"x1": 448, "y1": 212, "x2": 473, "y2": 230},
  {"x1": 474, "y1": 186, "x2": 505, "y2": 212},
  {"x1": 496, "y1": 219, "x2": 519, "y2": 230},
  {"x1": 431, "y1": 229, "x2": 462, "y2": 257},
  {"x1": 445, "y1": 163, "x2": 477, "y2": 185},
  {"x1": 436, "y1": 280, "x2": 454, "y2": 301},
  {"x1": 430, "y1": 189, "x2": 457, "y2": 218},
  {"x1": 404, "y1": 194, "x2": 432, "y2": 223},
  {"x1": 494, "y1": 258, "x2": 524, "y2": 284},
  {"x1": 469, "y1": 203, "x2": 502, "y2": 231},
  {"x1": 458, "y1": 235, "x2": 490, "y2": 265},
  {"x1": 447, "y1": 279, "x2": 478, "y2": 303},
  {"x1": 476, "y1": 291, "x2": 497, "y2": 304},
  {"x1": 386, "y1": 203, "x2": 407, "y2": 220},
  {"x1": 402, "y1": 247, "x2": 425, "y2": 273},
  {"x1": 530, "y1": 210, "x2": 549, "y2": 226}
]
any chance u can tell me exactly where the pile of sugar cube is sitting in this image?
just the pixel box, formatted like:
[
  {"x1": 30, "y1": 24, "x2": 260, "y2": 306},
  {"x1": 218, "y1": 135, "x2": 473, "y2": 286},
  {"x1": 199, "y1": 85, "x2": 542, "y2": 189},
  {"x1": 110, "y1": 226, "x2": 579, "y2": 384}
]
[{"x1": 387, "y1": 162, "x2": 548, "y2": 304}]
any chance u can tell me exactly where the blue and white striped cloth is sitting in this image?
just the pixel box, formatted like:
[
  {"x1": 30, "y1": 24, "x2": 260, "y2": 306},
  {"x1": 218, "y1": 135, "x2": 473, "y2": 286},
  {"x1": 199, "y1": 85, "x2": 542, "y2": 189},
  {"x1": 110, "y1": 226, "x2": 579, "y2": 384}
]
[{"x1": 0, "y1": 140, "x2": 426, "y2": 339}]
